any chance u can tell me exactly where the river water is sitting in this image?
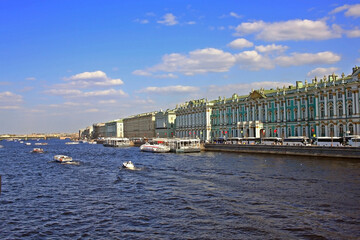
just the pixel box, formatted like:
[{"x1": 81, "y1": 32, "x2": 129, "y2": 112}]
[{"x1": 0, "y1": 139, "x2": 359, "y2": 239}]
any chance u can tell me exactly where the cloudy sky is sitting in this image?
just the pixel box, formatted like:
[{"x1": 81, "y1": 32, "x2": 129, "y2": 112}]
[{"x1": 1, "y1": 0, "x2": 359, "y2": 134}]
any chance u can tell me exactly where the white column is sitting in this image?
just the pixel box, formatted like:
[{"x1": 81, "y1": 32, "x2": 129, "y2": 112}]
[
  {"x1": 277, "y1": 102, "x2": 280, "y2": 122},
  {"x1": 324, "y1": 95, "x2": 328, "y2": 117},
  {"x1": 265, "y1": 105, "x2": 268, "y2": 122},
  {"x1": 297, "y1": 99, "x2": 301, "y2": 120},
  {"x1": 342, "y1": 93, "x2": 346, "y2": 116},
  {"x1": 283, "y1": 101, "x2": 286, "y2": 121},
  {"x1": 315, "y1": 96, "x2": 319, "y2": 119},
  {"x1": 355, "y1": 91, "x2": 359, "y2": 115},
  {"x1": 352, "y1": 91, "x2": 356, "y2": 115},
  {"x1": 246, "y1": 106, "x2": 249, "y2": 122},
  {"x1": 333, "y1": 93, "x2": 337, "y2": 117},
  {"x1": 258, "y1": 104, "x2": 262, "y2": 122},
  {"x1": 252, "y1": 105, "x2": 255, "y2": 121}
]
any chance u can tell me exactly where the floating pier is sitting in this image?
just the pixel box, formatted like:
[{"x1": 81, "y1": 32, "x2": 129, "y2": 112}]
[{"x1": 204, "y1": 144, "x2": 360, "y2": 159}]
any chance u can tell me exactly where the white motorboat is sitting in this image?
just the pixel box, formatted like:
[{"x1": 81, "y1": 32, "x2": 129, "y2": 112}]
[
  {"x1": 35, "y1": 142, "x2": 48, "y2": 146},
  {"x1": 122, "y1": 161, "x2": 135, "y2": 169},
  {"x1": 25, "y1": 142, "x2": 31, "y2": 146},
  {"x1": 65, "y1": 141, "x2": 79, "y2": 145},
  {"x1": 32, "y1": 148, "x2": 44, "y2": 153},
  {"x1": 140, "y1": 143, "x2": 170, "y2": 153},
  {"x1": 54, "y1": 155, "x2": 73, "y2": 163}
]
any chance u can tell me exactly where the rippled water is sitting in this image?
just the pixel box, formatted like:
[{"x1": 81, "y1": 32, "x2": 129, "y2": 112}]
[{"x1": 0, "y1": 139, "x2": 359, "y2": 239}]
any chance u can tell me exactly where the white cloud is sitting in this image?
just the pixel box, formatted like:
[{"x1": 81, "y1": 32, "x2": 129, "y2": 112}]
[
  {"x1": 227, "y1": 38, "x2": 254, "y2": 49},
  {"x1": 206, "y1": 81, "x2": 292, "y2": 99},
  {"x1": 230, "y1": 12, "x2": 242, "y2": 19},
  {"x1": 132, "y1": 69, "x2": 152, "y2": 76},
  {"x1": 45, "y1": 88, "x2": 127, "y2": 98},
  {"x1": 135, "y1": 19, "x2": 149, "y2": 24},
  {"x1": 63, "y1": 71, "x2": 124, "y2": 88},
  {"x1": 99, "y1": 99, "x2": 117, "y2": 104},
  {"x1": 153, "y1": 73, "x2": 178, "y2": 79},
  {"x1": 275, "y1": 51, "x2": 341, "y2": 67},
  {"x1": 330, "y1": 4, "x2": 360, "y2": 18},
  {"x1": 187, "y1": 21, "x2": 196, "y2": 25},
  {"x1": 84, "y1": 108, "x2": 100, "y2": 113},
  {"x1": 234, "y1": 19, "x2": 341, "y2": 41},
  {"x1": 255, "y1": 44, "x2": 288, "y2": 53},
  {"x1": 346, "y1": 28, "x2": 360, "y2": 38},
  {"x1": 25, "y1": 77, "x2": 36, "y2": 81},
  {"x1": 157, "y1": 13, "x2": 178, "y2": 26},
  {"x1": 235, "y1": 51, "x2": 275, "y2": 70},
  {"x1": 138, "y1": 85, "x2": 199, "y2": 94},
  {"x1": 307, "y1": 67, "x2": 339, "y2": 77},
  {"x1": 0, "y1": 91, "x2": 23, "y2": 109},
  {"x1": 133, "y1": 48, "x2": 236, "y2": 76}
]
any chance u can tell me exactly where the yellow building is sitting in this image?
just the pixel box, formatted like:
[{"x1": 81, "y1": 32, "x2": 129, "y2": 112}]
[{"x1": 123, "y1": 112, "x2": 157, "y2": 138}]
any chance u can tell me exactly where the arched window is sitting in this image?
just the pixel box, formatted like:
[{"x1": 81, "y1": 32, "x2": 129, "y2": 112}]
[
  {"x1": 321, "y1": 125, "x2": 326, "y2": 137},
  {"x1": 348, "y1": 103, "x2": 353, "y2": 116},
  {"x1": 302, "y1": 127, "x2": 306, "y2": 136},
  {"x1": 338, "y1": 104, "x2": 343, "y2": 116},
  {"x1": 268, "y1": 112, "x2": 272, "y2": 122},
  {"x1": 339, "y1": 124, "x2": 344, "y2": 137},
  {"x1": 329, "y1": 104, "x2": 334, "y2": 117},
  {"x1": 294, "y1": 108, "x2": 298, "y2": 120},
  {"x1": 287, "y1": 110, "x2": 291, "y2": 121},
  {"x1": 302, "y1": 108, "x2": 306, "y2": 120},
  {"x1": 349, "y1": 123, "x2": 354, "y2": 135},
  {"x1": 288, "y1": 128, "x2": 292, "y2": 137},
  {"x1": 310, "y1": 108, "x2": 314, "y2": 120},
  {"x1": 295, "y1": 127, "x2": 298, "y2": 136},
  {"x1": 329, "y1": 124, "x2": 335, "y2": 137},
  {"x1": 320, "y1": 106, "x2": 325, "y2": 118}
]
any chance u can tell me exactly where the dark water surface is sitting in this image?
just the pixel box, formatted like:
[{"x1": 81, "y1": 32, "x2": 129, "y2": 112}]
[{"x1": 0, "y1": 140, "x2": 359, "y2": 239}]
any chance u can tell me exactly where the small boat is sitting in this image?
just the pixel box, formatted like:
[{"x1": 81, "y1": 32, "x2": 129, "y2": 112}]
[
  {"x1": 65, "y1": 141, "x2": 79, "y2": 145},
  {"x1": 32, "y1": 148, "x2": 44, "y2": 153},
  {"x1": 25, "y1": 142, "x2": 31, "y2": 146},
  {"x1": 54, "y1": 155, "x2": 73, "y2": 163},
  {"x1": 35, "y1": 142, "x2": 48, "y2": 146},
  {"x1": 122, "y1": 161, "x2": 135, "y2": 169},
  {"x1": 140, "y1": 138, "x2": 170, "y2": 153},
  {"x1": 0, "y1": 145, "x2": 3, "y2": 148}
]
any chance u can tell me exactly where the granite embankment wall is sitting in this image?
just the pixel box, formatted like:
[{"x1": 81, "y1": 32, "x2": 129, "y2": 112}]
[{"x1": 204, "y1": 144, "x2": 360, "y2": 159}]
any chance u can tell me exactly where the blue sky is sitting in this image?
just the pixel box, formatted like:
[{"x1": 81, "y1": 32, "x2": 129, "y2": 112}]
[{"x1": 1, "y1": 0, "x2": 359, "y2": 134}]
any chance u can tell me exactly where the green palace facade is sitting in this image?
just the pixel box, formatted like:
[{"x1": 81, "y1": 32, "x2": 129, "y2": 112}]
[{"x1": 175, "y1": 66, "x2": 360, "y2": 141}]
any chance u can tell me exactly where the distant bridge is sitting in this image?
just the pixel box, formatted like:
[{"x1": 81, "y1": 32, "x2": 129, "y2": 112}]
[{"x1": 0, "y1": 134, "x2": 78, "y2": 140}]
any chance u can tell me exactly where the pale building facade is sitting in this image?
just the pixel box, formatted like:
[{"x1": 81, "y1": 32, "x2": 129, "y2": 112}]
[
  {"x1": 210, "y1": 66, "x2": 360, "y2": 139},
  {"x1": 123, "y1": 112, "x2": 157, "y2": 138},
  {"x1": 175, "y1": 99, "x2": 214, "y2": 142},
  {"x1": 155, "y1": 110, "x2": 176, "y2": 138},
  {"x1": 105, "y1": 119, "x2": 123, "y2": 138},
  {"x1": 92, "y1": 123, "x2": 106, "y2": 139}
]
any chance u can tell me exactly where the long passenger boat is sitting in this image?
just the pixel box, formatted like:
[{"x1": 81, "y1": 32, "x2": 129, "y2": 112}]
[{"x1": 103, "y1": 137, "x2": 130, "y2": 147}]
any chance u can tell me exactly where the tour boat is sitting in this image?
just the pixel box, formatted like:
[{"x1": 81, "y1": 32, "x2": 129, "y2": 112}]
[
  {"x1": 140, "y1": 139, "x2": 170, "y2": 153},
  {"x1": 32, "y1": 148, "x2": 44, "y2": 153},
  {"x1": 168, "y1": 138, "x2": 201, "y2": 153},
  {"x1": 54, "y1": 155, "x2": 73, "y2": 163},
  {"x1": 122, "y1": 161, "x2": 135, "y2": 169},
  {"x1": 103, "y1": 138, "x2": 130, "y2": 147}
]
